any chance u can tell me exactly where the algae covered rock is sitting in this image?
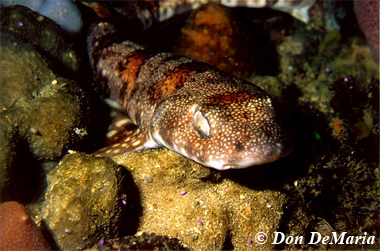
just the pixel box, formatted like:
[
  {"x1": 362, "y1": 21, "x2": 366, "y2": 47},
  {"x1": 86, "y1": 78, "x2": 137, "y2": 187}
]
[
  {"x1": 0, "y1": 30, "x2": 90, "y2": 161},
  {"x1": 174, "y1": 4, "x2": 254, "y2": 79},
  {"x1": 0, "y1": 115, "x2": 21, "y2": 200},
  {"x1": 0, "y1": 27, "x2": 91, "y2": 202},
  {"x1": 41, "y1": 153, "x2": 126, "y2": 250},
  {"x1": 0, "y1": 5, "x2": 81, "y2": 74},
  {"x1": 93, "y1": 232, "x2": 189, "y2": 250},
  {"x1": 114, "y1": 149, "x2": 287, "y2": 250}
]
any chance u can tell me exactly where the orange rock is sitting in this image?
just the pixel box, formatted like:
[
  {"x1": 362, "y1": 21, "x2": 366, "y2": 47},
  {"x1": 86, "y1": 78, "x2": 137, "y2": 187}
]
[
  {"x1": 331, "y1": 118, "x2": 346, "y2": 141},
  {"x1": 174, "y1": 4, "x2": 253, "y2": 78}
]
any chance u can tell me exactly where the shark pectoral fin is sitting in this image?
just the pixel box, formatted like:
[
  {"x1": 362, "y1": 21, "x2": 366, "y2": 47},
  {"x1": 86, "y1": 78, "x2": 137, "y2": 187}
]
[
  {"x1": 94, "y1": 125, "x2": 157, "y2": 156},
  {"x1": 94, "y1": 112, "x2": 158, "y2": 156}
]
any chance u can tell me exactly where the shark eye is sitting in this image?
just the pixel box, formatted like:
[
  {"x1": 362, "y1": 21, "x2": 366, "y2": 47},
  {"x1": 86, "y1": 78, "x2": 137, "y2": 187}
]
[{"x1": 194, "y1": 110, "x2": 210, "y2": 137}]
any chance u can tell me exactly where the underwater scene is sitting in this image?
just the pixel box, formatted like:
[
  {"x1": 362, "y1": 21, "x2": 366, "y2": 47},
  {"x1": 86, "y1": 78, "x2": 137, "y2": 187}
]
[{"x1": 0, "y1": 0, "x2": 379, "y2": 250}]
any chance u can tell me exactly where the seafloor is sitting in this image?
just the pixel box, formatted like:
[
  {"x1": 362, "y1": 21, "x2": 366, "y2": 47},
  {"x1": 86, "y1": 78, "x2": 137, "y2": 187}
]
[{"x1": 0, "y1": 2, "x2": 379, "y2": 251}]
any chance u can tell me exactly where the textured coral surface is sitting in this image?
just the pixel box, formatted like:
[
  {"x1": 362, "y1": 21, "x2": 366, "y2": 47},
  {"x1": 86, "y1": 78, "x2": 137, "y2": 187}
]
[
  {"x1": 354, "y1": 0, "x2": 379, "y2": 61},
  {"x1": 0, "y1": 201, "x2": 50, "y2": 250}
]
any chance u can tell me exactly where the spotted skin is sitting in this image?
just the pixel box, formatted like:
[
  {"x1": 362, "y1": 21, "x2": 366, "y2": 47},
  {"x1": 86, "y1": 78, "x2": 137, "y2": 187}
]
[{"x1": 88, "y1": 20, "x2": 290, "y2": 170}]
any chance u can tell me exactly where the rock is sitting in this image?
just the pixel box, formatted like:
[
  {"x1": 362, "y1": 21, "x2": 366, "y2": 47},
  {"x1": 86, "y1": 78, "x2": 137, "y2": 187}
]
[
  {"x1": 0, "y1": 0, "x2": 44, "y2": 12},
  {"x1": 0, "y1": 201, "x2": 51, "y2": 250},
  {"x1": 94, "y1": 232, "x2": 189, "y2": 250},
  {"x1": 0, "y1": 30, "x2": 90, "y2": 161},
  {"x1": 174, "y1": 4, "x2": 254, "y2": 79},
  {"x1": 38, "y1": 0, "x2": 83, "y2": 35},
  {"x1": 0, "y1": 0, "x2": 83, "y2": 35},
  {"x1": 41, "y1": 153, "x2": 125, "y2": 250},
  {"x1": 0, "y1": 116, "x2": 19, "y2": 195},
  {"x1": 0, "y1": 5, "x2": 81, "y2": 74},
  {"x1": 0, "y1": 28, "x2": 91, "y2": 202},
  {"x1": 113, "y1": 148, "x2": 287, "y2": 250}
]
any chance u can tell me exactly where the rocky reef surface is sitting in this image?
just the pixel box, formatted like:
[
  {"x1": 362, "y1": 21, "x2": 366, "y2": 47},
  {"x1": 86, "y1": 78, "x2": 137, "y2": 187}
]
[{"x1": 0, "y1": 0, "x2": 83, "y2": 34}]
